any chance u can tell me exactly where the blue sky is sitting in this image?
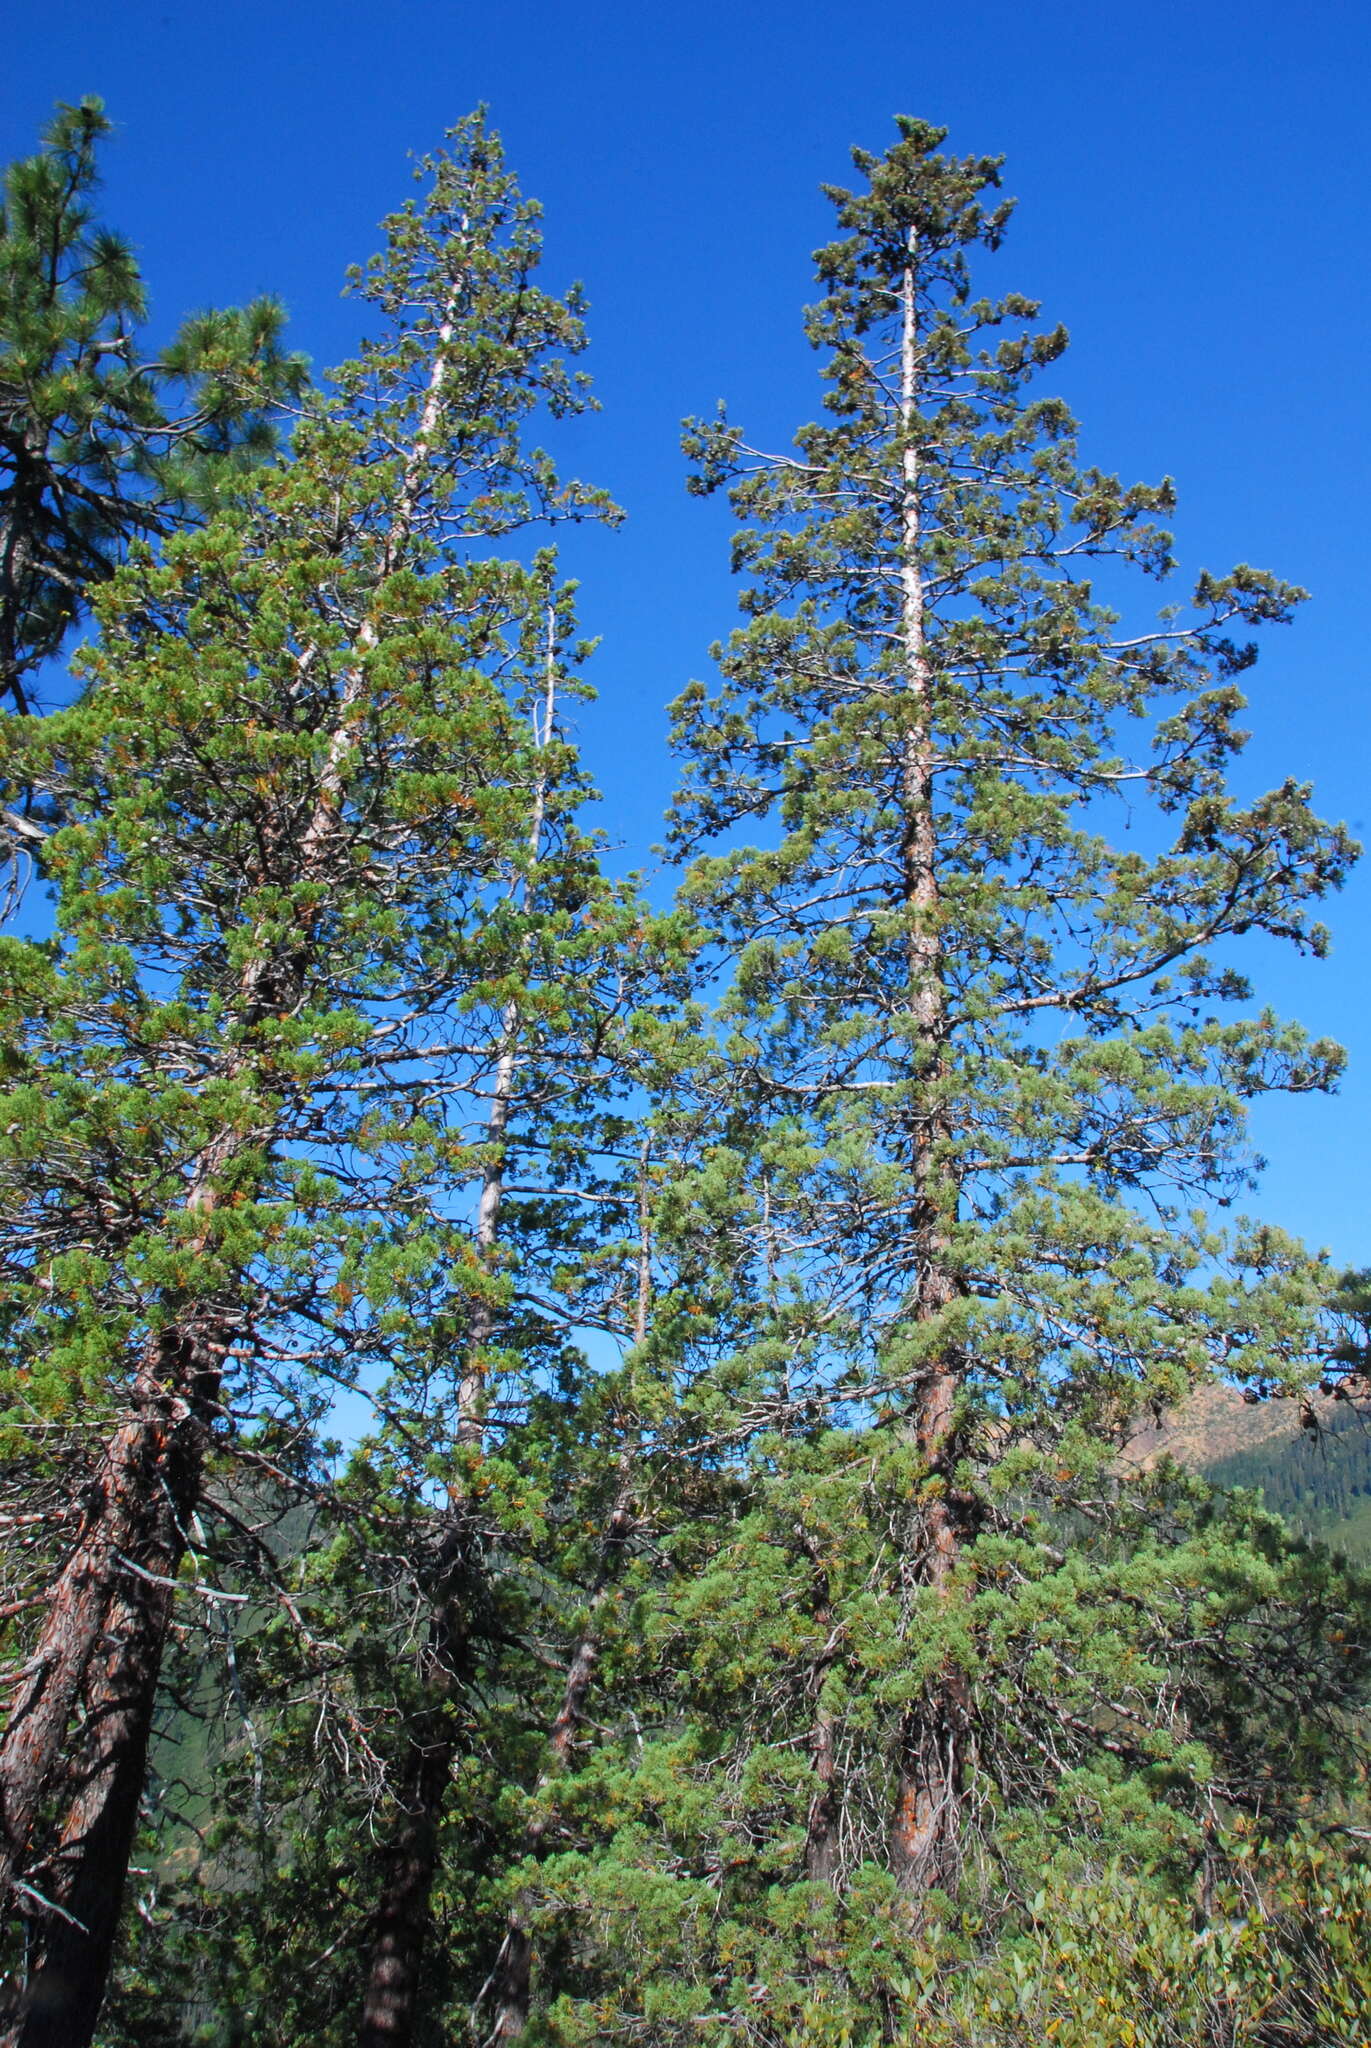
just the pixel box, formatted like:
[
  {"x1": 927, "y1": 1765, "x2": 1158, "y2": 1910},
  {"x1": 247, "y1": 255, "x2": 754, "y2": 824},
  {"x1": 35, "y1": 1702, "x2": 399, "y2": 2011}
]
[{"x1": 9, "y1": 0, "x2": 1370, "y2": 1263}]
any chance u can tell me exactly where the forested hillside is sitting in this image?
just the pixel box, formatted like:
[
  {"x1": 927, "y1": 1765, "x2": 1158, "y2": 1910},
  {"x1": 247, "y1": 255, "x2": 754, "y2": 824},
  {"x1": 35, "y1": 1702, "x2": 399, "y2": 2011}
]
[
  {"x1": 1127, "y1": 1285, "x2": 1371, "y2": 1556},
  {"x1": 1211, "y1": 1419, "x2": 1371, "y2": 1557},
  {"x1": 1194, "y1": 1398, "x2": 1371, "y2": 1558},
  {"x1": 0, "y1": 98, "x2": 1368, "y2": 2048}
]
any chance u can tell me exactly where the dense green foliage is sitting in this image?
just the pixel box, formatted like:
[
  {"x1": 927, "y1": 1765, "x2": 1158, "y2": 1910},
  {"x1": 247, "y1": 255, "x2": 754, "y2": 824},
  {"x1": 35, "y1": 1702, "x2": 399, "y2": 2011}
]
[
  {"x1": 0, "y1": 103, "x2": 1364, "y2": 2048},
  {"x1": 481, "y1": 115, "x2": 1366, "y2": 2042},
  {"x1": 0, "y1": 98, "x2": 306, "y2": 719},
  {"x1": 0, "y1": 109, "x2": 651, "y2": 2046}
]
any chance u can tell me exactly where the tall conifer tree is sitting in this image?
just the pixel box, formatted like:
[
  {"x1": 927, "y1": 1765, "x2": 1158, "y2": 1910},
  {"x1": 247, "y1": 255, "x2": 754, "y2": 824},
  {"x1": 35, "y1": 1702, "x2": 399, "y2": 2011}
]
[
  {"x1": 526, "y1": 119, "x2": 1361, "y2": 2044},
  {"x1": 349, "y1": 578, "x2": 660, "y2": 2048},
  {"x1": 0, "y1": 111, "x2": 612, "y2": 2048}
]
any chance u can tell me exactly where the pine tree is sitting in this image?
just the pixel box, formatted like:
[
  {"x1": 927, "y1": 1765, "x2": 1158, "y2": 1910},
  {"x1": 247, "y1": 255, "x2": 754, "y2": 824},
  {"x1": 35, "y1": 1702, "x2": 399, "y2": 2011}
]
[
  {"x1": 0, "y1": 97, "x2": 306, "y2": 721},
  {"x1": 0, "y1": 110, "x2": 614, "y2": 2048},
  {"x1": 524, "y1": 118, "x2": 1360, "y2": 2042},
  {"x1": 349, "y1": 577, "x2": 662, "y2": 2048}
]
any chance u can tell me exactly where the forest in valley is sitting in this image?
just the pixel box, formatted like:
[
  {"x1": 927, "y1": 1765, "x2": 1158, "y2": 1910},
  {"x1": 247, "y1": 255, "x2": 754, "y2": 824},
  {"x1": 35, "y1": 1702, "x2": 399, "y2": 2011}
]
[{"x1": 3, "y1": 94, "x2": 1371, "y2": 2048}]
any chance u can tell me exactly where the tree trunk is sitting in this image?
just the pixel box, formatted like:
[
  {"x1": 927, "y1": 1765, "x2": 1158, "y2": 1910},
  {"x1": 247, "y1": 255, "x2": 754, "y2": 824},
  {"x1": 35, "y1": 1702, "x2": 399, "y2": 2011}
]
[
  {"x1": 481, "y1": 1464, "x2": 635, "y2": 2046},
  {"x1": 354, "y1": 1499, "x2": 484, "y2": 2048},
  {"x1": 355, "y1": 623, "x2": 569, "y2": 2048},
  {"x1": 0, "y1": 432, "x2": 46, "y2": 713},
  {"x1": 481, "y1": 1154, "x2": 650, "y2": 2044},
  {"x1": 804, "y1": 1701, "x2": 840, "y2": 1887},
  {"x1": 356, "y1": 1708, "x2": 458, "y2": 2048},
  {"x1": 0, "y1": 1346, "x2": 207, "y2": 2048},
  {"x1": 888, "y1": 237, "x2": 968, "y2": 1900},
  {"x1": 0, "y1": 758, "x2": 327, "y2": 2036},
  {"x1": 350, "y1": 1068, "x2": 516, "y2": 2047},
  {"x1": 887, "y1": 1621, "x2": 970, "y2": 1899},
  {"x1": 800, "y1": 1539, "x2": 841, "y2": 1887},
  {"x1": 2, "y1": 251, "x2": 479, "y2": 2046}
]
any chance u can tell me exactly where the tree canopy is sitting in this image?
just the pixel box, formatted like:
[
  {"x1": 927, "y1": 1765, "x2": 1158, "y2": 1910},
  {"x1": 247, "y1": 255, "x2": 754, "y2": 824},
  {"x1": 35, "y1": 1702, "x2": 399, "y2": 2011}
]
[{"x1": 0, "y1": 102, "x2": 1365, "y2": 2048}]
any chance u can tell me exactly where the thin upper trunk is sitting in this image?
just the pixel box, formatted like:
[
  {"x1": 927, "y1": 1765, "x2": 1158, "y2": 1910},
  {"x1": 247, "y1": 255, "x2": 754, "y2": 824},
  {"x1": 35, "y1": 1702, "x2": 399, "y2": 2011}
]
[
  {"x1": 298, "y1": 292, "x2": 461, "y2": 876},
  {"x1": 458, "y1": 609, "x2": 556, "y2": 1443},
  {"x1": 0, "y1": 429, "x2": 47, "y2": 714},
  {"x1": 357, "y1": 618, "x2": 559, "y2": 2048},
  {"x1": 888, "y1": 239, "x2": 968, "y2": 1899},
  {"x1": 479, "y1": 1149, "x2": 650, "y2": 2046},
  {"x1": 800, "y1": 1537, "x2": 841, "y2": 1887}
]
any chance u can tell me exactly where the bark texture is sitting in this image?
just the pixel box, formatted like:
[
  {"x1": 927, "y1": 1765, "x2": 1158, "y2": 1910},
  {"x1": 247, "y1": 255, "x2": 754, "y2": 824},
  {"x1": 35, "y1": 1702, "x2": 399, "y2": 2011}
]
[
  {"x1": 799, "y1": 1535, "x2": 841, "y2": 1887},
  {"x1": 887, "y1": 237, "x2": 968, "y2": 1900},
  {"x1": 0, "y1": 1343, "x2": 209, "y2": 2048},
  {"x1": 356, "y1": 1695, "x2": 461, "y2": 2048}
]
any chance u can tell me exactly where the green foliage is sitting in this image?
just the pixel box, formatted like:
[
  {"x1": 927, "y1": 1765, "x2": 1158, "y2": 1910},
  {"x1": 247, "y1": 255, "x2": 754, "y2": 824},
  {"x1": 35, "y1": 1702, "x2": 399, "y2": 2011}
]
[
  {"x1": 918, "y1": 1839, "x2": 1371, "y2": 2048},
  {"x1": 0, "y1": 104, "x2": 1364, "y2": 2048},
  {"x1": 1204, "y1": 1408, "x2": 1371, "y2": 1558},
  {"x1": 631, "y1": 1838, "x2": 1371, "y2": 2048},
  {"x1": 0, "y1": 97, "x2": 307, "y2": 715},
  {"x1": 0, "y1": 108, "x2": 658, "y2": 2040},
  {"x1": 502, "y1": 114, "x2": 1368, "y2": 2043}
]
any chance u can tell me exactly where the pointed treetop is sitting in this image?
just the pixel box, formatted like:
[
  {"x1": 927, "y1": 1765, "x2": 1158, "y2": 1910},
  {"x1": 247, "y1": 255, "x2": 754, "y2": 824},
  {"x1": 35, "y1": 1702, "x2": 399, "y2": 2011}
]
[{"x1": 812, "y1": 113, "x2": 1013, "y2": 317}]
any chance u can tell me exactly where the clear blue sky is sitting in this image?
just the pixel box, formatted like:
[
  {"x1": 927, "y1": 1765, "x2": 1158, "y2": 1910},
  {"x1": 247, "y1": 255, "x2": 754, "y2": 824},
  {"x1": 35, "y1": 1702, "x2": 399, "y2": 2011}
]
[{"x1": 9, "y1": 0, "x2": 1370, "y2": 1264}]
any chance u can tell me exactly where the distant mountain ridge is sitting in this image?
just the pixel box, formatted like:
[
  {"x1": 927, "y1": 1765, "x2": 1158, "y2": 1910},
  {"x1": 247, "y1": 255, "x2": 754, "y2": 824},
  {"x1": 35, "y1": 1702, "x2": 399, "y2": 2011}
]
[{"x1": 1123, "y1": 1383, "x2": 1371, "y2": 1559}]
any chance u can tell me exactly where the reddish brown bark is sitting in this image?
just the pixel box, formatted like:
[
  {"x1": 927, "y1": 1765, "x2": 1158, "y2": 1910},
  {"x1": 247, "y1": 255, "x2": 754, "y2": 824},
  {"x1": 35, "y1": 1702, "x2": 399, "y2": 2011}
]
[
  {"x1": 2, "y1": 262, "x2": 471, "y2": 2048},
  {"x1": 885, "y1": 235, "x2": 969, "y2": 1904},
  {"x1": 0, "y1": 1100, "x2": 247, "y2": 2042},
  {"x1": 0, "y1": 1337, "x2": 210, "y2": 2048},
  {"x1": 888, "y1": 1683, "x2": 970, "y2": 1898}
]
